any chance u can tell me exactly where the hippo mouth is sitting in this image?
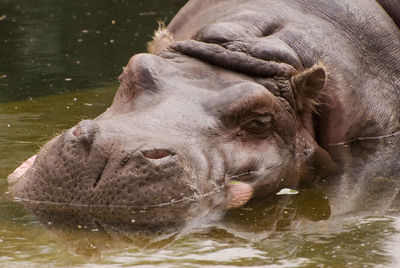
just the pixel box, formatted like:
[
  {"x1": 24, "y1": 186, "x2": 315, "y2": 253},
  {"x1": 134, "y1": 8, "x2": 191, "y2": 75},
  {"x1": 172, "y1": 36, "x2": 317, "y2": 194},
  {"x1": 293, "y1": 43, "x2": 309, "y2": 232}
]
[
  {"x1": 8, "y1": 143, "x2": 282, "y2": 212},
  {"x1": 7, "y1": 136, "x2": 228, "y2": 230},
  {"x1": 9, "y1": 156, "x2": 281, "y2": 210},
  {"x1": 8, "y1": 130, "x2": 195, "y2": 207},
  {"x1": 12, "y1": 184, "x2": 223, "y2": 210}
]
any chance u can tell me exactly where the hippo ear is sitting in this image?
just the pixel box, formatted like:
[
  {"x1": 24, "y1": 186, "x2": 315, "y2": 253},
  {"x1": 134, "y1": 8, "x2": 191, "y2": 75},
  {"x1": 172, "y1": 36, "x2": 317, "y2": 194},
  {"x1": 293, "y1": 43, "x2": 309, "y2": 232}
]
[{"x1": 292, "y1": 65, "x2": 326, "y2": 112}]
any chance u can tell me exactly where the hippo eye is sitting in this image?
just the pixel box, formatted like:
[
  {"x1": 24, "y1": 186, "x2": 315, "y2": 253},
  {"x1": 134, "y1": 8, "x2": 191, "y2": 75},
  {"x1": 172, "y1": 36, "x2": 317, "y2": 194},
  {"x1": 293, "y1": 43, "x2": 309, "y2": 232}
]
[{"x1": 240, "y1": 116, "x2": 272, "y2": 136}]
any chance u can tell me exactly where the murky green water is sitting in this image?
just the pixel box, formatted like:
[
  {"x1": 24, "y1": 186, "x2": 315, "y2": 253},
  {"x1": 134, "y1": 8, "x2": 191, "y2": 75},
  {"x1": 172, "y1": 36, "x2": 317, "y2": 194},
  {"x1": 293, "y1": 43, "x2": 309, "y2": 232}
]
[{"x1": 2, "y1": 1, "x2": 400, "y2": 267}]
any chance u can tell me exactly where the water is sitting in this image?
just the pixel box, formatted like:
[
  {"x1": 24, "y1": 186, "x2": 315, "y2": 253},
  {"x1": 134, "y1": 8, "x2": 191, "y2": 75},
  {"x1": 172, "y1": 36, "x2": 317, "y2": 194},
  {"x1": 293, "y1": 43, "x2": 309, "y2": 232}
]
[
  {"x1": 2, "y1": 1, "x2": 400, "y2": 267},
  {"x1": 0, "y1": 0, "x2": 185, "y2": 103}
]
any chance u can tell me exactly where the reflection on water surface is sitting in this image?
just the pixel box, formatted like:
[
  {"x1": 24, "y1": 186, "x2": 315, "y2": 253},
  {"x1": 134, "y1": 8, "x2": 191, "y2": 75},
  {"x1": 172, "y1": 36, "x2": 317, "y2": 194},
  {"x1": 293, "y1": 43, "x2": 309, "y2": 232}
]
[{"x1": 2, "y1": 0, "x2": 400, "y2": 267}]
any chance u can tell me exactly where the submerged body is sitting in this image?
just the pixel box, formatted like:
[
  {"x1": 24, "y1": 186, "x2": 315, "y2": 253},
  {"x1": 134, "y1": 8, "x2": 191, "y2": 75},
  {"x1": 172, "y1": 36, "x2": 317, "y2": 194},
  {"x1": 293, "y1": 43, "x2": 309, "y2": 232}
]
[{"x1": 8, "y1": 0, "x2": 400, "y2": 228}]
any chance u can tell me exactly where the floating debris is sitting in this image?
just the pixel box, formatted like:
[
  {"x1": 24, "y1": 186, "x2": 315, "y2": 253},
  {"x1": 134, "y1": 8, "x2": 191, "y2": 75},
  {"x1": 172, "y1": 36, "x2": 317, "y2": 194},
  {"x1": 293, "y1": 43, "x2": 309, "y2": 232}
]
[
  {"x1": 139, "y1": 11, "x2": 157, "y2": 16},
  {"x1": 276, "y1": 188, "x2": 299, "y2": 195}
]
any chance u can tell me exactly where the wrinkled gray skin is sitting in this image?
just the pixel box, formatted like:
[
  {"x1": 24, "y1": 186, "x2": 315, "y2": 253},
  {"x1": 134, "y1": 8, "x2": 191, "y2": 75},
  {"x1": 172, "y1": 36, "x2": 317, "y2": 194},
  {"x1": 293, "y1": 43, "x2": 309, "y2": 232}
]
[{"x1": 8, "y1": 0, "x2": 400, "y2": 227}]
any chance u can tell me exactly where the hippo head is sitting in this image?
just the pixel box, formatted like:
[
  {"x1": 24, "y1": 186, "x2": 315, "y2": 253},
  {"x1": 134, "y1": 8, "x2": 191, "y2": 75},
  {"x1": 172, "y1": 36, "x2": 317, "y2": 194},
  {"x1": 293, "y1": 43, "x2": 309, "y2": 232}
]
[{"x1": 8, "y1": 29, "x2": 335, "y2": 230}]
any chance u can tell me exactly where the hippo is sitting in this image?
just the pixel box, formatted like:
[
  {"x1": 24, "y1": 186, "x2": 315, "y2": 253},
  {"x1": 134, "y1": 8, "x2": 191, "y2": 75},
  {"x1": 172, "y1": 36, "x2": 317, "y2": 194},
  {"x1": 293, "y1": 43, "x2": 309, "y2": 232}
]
[{"x1": 7, "y1": 0, "x2": 400, "y2": 229}]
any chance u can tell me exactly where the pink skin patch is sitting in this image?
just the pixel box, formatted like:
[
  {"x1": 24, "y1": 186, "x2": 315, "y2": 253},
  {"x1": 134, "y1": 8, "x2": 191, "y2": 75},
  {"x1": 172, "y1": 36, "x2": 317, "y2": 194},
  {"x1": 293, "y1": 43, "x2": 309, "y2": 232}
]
[
  {"x1": 7, "y1": 155, "x2": 37, "y2": 185},
  {"x1": 226, "y1": 180, "x2": 254, "y2": 209}
]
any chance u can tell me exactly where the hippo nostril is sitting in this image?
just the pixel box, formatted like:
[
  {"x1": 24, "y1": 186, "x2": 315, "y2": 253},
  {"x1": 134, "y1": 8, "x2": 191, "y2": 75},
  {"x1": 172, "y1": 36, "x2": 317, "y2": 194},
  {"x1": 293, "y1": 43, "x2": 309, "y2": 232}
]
[
  {"x1": 72, "y1": 120, "x2": 98, "y2": 146},
  {"x1": 72, "y1": 125, "x2": 82, "y2": 137},
  {"x1": 141, "y1": 148, "x2": 175, "y2": 159}
]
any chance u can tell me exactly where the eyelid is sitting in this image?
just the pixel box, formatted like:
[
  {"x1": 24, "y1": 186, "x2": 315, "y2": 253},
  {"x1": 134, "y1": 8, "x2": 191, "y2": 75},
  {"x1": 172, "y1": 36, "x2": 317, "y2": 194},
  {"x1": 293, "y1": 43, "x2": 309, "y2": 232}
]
[
  {"x1": 243, "y1": 113, "x2": 272, "y2": 124},
  {"x1": 215, "y1": 91, "x2": 275, "y2": 126},
  {"x1": 240, "y1": 114, "x2": 273, "y2": 135}
]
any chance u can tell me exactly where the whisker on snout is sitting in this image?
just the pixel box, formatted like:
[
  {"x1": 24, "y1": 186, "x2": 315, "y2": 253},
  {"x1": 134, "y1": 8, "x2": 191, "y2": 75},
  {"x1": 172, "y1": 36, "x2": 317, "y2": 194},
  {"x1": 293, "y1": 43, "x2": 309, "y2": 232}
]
[{"x1": 227, "y1": 160, "x2": 283, "y2": 184}]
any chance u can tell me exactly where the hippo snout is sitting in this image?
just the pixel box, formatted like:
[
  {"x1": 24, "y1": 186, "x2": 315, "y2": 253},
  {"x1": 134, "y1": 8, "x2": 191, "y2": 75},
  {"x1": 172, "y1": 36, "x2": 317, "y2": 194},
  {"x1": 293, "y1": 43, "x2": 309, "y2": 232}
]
[{"x1": 9, "y1": 120, "x2": 201, "y2": 210}]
